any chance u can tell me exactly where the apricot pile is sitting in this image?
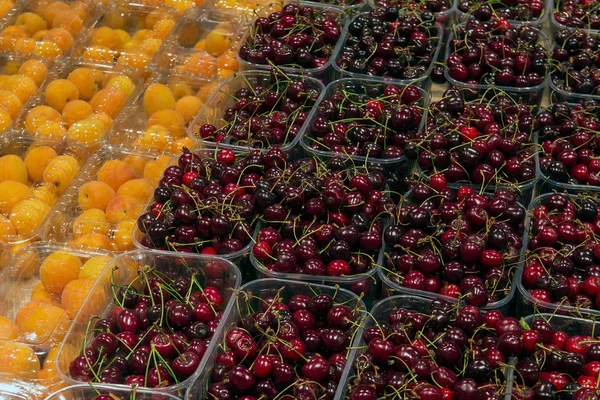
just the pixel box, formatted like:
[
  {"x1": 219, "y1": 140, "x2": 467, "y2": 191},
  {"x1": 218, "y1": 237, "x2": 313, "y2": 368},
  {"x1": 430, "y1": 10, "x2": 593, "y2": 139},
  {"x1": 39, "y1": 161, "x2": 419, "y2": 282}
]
[
  {"x1": 0, "y1": 141, "x2": 82, "y2": 241},
  {"x1": 0, "y1": 0, "x2": 14, "y2": 19},
  {"x1": 20, "y1": 66, "x2": 138, "y2": 148},
  {"x1": 0, "y1": 0, "x2": 96, "y2": 60},
  {"x1": 0, "y1": 59, "x2": 49, "y2": 134},
  {"x1": 45, "y1": 151, "x2": 171, "y2": 251},
  {"x1": 77, "y1": 4, "x2": 177, "y2": 78}
]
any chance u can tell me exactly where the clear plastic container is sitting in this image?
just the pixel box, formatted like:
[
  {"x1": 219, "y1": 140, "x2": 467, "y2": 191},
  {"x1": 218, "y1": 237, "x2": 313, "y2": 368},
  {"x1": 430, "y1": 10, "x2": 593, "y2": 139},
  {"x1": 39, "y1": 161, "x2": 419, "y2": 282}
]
[
  {"x1": 151, "y1": 6, "x2": 245, "y2": 81},
  {"x1": 443, "y1": 28, "x2": 550, "y2": 106},
  {"x1": 550, "y1": 2, "x2": 600, "y2": 36},
  {"x1": 0, "y1": 0, "x2": 101, "y2": 61},
  {"x1": 68, "y1": 2, "x2": 179, "y2": 80},
  {"x1": 188, "y1": 69, "x2": 325, "y2": 154},
  {"x1": 335, "y1": 295, "x2": 513, "y2": 400},
  {"x1": 0, "y1": 135, "x2": 87, "y2": 246},
  {"x1": 107, "y1": 71, "x2": 213, "y2": 155},
  {"x1": 185, "y1": 277, "x2": 366, "y2": 400},
  {"x1": 299, "y1": 77, "x2": 429, "y2": 172},
  {"x1": 41, "y1": 146, "x2": 168, "y2": 253},
  {"x1": 56, "y1": 250, "x2": 242, "y2": 398},
  {"x1": 332, "y1": 14, "x2": 443, "y2": 92},
  {"x1": 548, "y1": 74, "x2": 600, "y2": 104},
  {"x1": 236, "y1": 2, "x2": 348, "y2": 80},
  {"x1": 15, "y1": 62, "x2": 142, "y2": 151},
  {"x1": 455, "y1": 0, "x2": 551, "y2": 27},
  {"x1": 46, "y1": 384, "x2": 183, "y2": 400}
]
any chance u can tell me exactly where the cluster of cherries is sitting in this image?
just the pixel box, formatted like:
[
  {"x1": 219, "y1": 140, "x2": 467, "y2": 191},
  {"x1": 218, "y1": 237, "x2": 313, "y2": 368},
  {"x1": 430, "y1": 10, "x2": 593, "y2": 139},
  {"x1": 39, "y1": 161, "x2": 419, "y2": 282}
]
[
  {"x1": 411, "y1": 89, "x2": 537, "y2": 188},
  {"x1": 554, "y1": 0, "x2": 600, "y2": 29},
  {"x1": 537, "y1": 101, "x2": 600, "y2": 186},
  {"x1": 68, "y1": 262, "x2": 229, "y2": 387},
  {"x1": 239, "y1": 2, "x2": 342, "y2": 69},
  {"x1": 370, "y1": 0, "x2": 454, "y2": 26},
  {"x1": 456, "y1": 0, "x2": 546, "y2": 22},
  {"x1": 446, "y1": 19, "x2": 548, "y2": 88},
  {"x1": 304, "y1": 83, "x2": 424, "y2": 160},
  {"x1": 207, "y1": 287, "x2": 363, "y2": 400},
  {"x1": 336, "y1": 8, "x2": 440, "y2": 80},
  {"x1": 196, "y1": 73, "x2": 320, "y2": 147},
  {"x1": 346, "y1": 299, "x2": 523, "y2": 400},
  {"x1": 521, "y1": 193, "x2": 600, "y2": 311},
  {"x1": 252, "y1": 156, "x2": 396, "y2": 297},
  {"x1": 551, "y1": 29, "x2": 600, "y2": 96},
  {"x1": 137, "y1": 148, "x2": 285, "y2": 255},
  {"x1": 511, "y1": 316, "x2": 600, "y2": 400},
  {"x1": 382, "y1": 184, "x2": 525, "y2": 307}
]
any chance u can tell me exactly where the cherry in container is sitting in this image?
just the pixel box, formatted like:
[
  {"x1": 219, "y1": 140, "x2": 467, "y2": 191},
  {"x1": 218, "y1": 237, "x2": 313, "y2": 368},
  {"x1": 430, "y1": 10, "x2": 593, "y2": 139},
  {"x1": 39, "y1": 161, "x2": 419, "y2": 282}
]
[
  {"x1": 45, "y1": 383, "x2": 182, "y2": 400},
  {"x1": 366, "y1": 0, "x2": 456, "y2": 28},
  {"x1": 552, "y1": 0, "x2": 600, "y2": 33},
  {"x1": 455, "y1": 0, "x2": 549, "y2": 27}
]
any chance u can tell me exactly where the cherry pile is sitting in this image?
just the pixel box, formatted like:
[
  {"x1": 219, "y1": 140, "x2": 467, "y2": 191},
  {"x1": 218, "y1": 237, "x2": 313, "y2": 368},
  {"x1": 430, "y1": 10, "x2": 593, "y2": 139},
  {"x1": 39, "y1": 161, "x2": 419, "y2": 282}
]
[
  {"x1": 207, "y1": 285, "x2": 364, "y2": 400},
  {"x1": 345, "y1": 299, "x2": 519, "y2": 400},
  {"x1": 554, "y1": 0, "x2": 600, "y2": 30},
  {"x1": 382, "y1": 184, "x2": 526, "y2": 307},
  {"x1": 336, "y1": 9, "x2": 440, "y2": 80},
  {"x1": 446, "y1": 20, "x2": 548, "y2": 88},
  {"x1": 195, "y1": 72, "x2": 320, "y2": 148},
  {"x1": 137, "y1": 148, "x2": 280, "y2": 255},
  {"x1": 551, "y1": 29, "x2": 600, "y2": 96},
  {"x1": 252, "y1": 156, "x2": 396, "y2": 297},
  {"x1": 68, "y1": 260, "x2": 229, "y2": 387},
  {"x1": 411, "y1": 89, "x2": 537, "y2": 189},
  {"x1": 303, "y1": 83, "x2": 425, "y2": 160},
  {"x1": 238, "y1": 2, "x2": 342, "y2": 69},
  {"x1": 456, "y1": 0, "x2": 546, "y2": 22},
  {"x1": 511, "y1": 316, "x2": 600, "y2": 399},
  {"x1": 537, "y1": 101, "x2": 600, "y2": 186},
  {"x1": 369, "y1": 0, "x2": 454, "y2": 26},
  {"x1": 521, "y1": 193, "x2": 600, "y2": 311}
]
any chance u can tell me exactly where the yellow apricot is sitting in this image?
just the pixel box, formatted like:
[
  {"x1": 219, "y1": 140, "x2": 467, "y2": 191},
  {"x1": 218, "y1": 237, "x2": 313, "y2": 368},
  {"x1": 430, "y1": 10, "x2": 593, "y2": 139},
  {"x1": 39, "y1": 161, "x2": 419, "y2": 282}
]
[
  {"x1": 72, "y1": 208, "x2": 110, "y2": 238},
  {"x1": 147, "y1": 109, "x2": 186, "y2": 137},
  {"x1": 111, "y1": 219, "x2": 135, "y2": 251},
  {"x1": 143, "y1": 83, "x2": 175, "y2": 116},
  {"x1": 24, "y1": 145, "x2": 57, "y2": 181},
  {"x1": 45, "y1": 79, "x2": 79, "y2": 112},
  {"x1": 139, "y1": 124, "x2": 172, "y2": 151},
  {"x1": 61, "y1": 99, "x2": 93, "y2": 128},
  {"x1": 66, "y1": 118, "x2": 105, "y2": 146},
  {"x1": 0, "y1": 214, "x2": 15, "y2": 237},
  {"x1": 0, "y1": 109, "x2": 12, "y2": 133},
  {"x1": 89, "y1": 86, "x2": 127, "y2": 118},
  {"x1": 78, "y1": 180, "x2": 115, "y2": 211},
  {"x1": 0, "y1": 181, "x2": 30, "y2": 213},
  {"x1": 0, "y1": 155, "x2": 27, "y2": 184},
  {"x1": 175, "y1": 95, "x2": 203, "y2": 123},
  {"x1": 67, "y1": 68, "x2": 101, "y2": 101},
  {"x1": 116, "y1": 178, "x2": 152, "y2": 201},
  {"x1": 42, "y1": 154, "x2": 79, "y2": 193},
  {"x1": 24, "y1": 105, "x2": 62, "y2": 133},
  {"x1": 0, "y1": 90, "x2": 23, "y2": 119},
  {"x1": 15, "y1": 12, "x2": 46, "y2": 36},
  {"x1": 105, "y1": 195, "x2": 137, "y2": 224},
  {"x1": 143, "y1": 155, "x2": 171, "y2": 185},
  {"x1": 69, "y1": 232, "x2": 111, "y2": 250},
  {"x1": 3, "y1": 75, "x2": 38, "y2": 103},
  {"x1": 98, "y1": 160, "x2": 137, "y2": 191},
  {"x1": 106, "y1": 75, "x2": 136, "y2": 97},
  {"x1": 9, "y1": 198, "x2": 49, "y2": 236}
]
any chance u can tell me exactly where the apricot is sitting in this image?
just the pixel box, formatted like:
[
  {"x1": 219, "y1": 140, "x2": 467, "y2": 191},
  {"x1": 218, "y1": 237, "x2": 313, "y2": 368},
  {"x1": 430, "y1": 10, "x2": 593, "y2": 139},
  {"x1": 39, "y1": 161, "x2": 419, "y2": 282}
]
[
  {"x1": 105, "y1": 195, "x2": 137, "y2": 224},
  {"x1": 173, "y1": 137, "x2": 195, "y2": 154},
  {"x1": 143, "y1": 83, "x2": 175, "y2": 115},
  {"x1": 72, "y1": 208, "x2": 110, "y2": 238},
  {"x1": 52, "y1": 9, "x2": 84, "y2": 37},
  {"x1": 111, "y1": 219, "x2": 135, "y2": 251},
  {"x1": 147, "y1": 109, "x2": 185, "y2": 137},
  {"x1": 122, "y1": 155, "x2": 148, "y2": 176},
  {"x1": 116, "y1": 178, "x2": 152, "y2": 201},
  {"x1": 143, "y1": 155, "x2": 170, "y2": 185},
  {"x1": 0, "y1": 155, "x2": 27, "y2": 184},
  {"x1": 61, "y1": 279, "x2": 102, "y2": 319},
  {"x1": 24, "y1": 145, "x2": 57, "y2": 181},
  {"x1": 44, "y1": 2, "x2": 71, "y2": 27},
  {"x1": 34, "y1": 121, "x2": 67, "y2": 139},
  {"x1": 9, "y1": 198, "x2": 49, "y2": 236},
  {"x1": 15, "y1": 12, "x2": 46, "y2": 36},
  {"x1": 43, "y1": 27, "x2": 74, "y2": 52},
  {"x1": 30, "y1": 282, "x2": 59, "y2": 305},
  {"x1": 0, "y1": 90, "x2": 23, "y2": 119},
  {"x1": 175, "y1": 95, "x2": 203, "y2": 123},
  {"x1": 79, "y1": 255, "x2": 112, "y2": 283},
  {"x1": 66, "y1": 118, "x2": 105, "y2": 146},
  {"x1": 89, "y1": 86, "x2": 127, "y2": 118},
  {"x1": 139, "y1": 124, "x2": 171, "y2": 150},
  {"x1": 92, "y1": 26, "x2": 121, "y2": 48},
  {"x1": 0, "y1": 342, "x2": 40, "y2": 379},
  {"x1": 45, "y1": 79, "x2": 79, "y2": 112},
  {"x1": 3, "y1": 75, "x2": 38, "y2": 103},
  {"x1": 0, "y1": 214, "x2": 15, "y2": 237},
  {"x1": 15, "y1": 301, "x2": 70, "y2": 346},
  {"x1": 78, "y1": 180, "x2": 115, "y2": 211},
  {"x1": 31, "y1": 40, "x2": 62, "y2": 59},
  {"x1": 42, "y1": 154, "x2": 79, "y2": 193},
  {"x1": 0, "y1": 181, "x2": 30, "y2": 213},
  {"x1": 39, "y1": 250, "x2": 81, "y2": 297},
  {"x1": 97, "y1": 160, "x2": 136, "y2": 191},
  {"x1": 24, "y1": 105, "x2": 62, "y2": 133},
  {"x1": 28, "y1": 182, "x2": 58, "y2": 206},
  {"x1": 169, "y1": 81, "x2": 193, "y2": 100},
  {"x1": 106, "y1": 75, "x2": 136, "y2": 97},
  {"x1": 68, "y1": 68, "x2": 102, "y2": 101},
  {"x1": 0, "y1": 316, "x2": 19, "y2": 343},
  {"x1": 0, "y1": 109, "x2": 12, "y2": 132},
  {"x1": 62, "y1": 99, "x2": 94, "y2": 128},
  {"x1": 89, "y1": 111, "x2": 113, "y2": 130},
  {"x1": 70, "y1": 232, "x2": 111, "y2": 250},
  {"x1": 115, "y1": 50, "x2": 151, "y2": 76}
]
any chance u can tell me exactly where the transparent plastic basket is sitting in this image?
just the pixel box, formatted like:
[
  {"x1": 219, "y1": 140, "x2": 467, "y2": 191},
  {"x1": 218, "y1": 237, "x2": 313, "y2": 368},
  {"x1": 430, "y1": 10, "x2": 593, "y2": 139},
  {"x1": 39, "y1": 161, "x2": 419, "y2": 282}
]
[
  {"x1": 0, "y1": 135, "x2": 88, "y2": 246},
  {"x1": 151, "y1": 5, "x2": 245, "y2": 81},
  {"x1": 68, "y1": 2, "x2": 179, "y2": 80},
  {"x1": 299, "y1": 77, "x2": 429, "y2": 172},
  {"x1": 15, "y1": 61, "x2": 142, "y2": 150},
  {"x1": 455, "y1": 0, "x2": 551, "y2": 27},
  {"x1": 41, "y1": 146, "x2": 165, "y2": 253},
  {"x1": 185, "y1": 277, "x2": 366, "y2": 400},
  {"x1": 108, "y1": 71, "x2": 214, "y2": 154},
  {"x1": 45, "y1": 384, "x2": 183, "y2": 400},
  {"x1": 188, "y1": 69, "x2": 325, "y2": 154},
  {"x1": 443, "y1": 27, "x2": 550, "y2": 106},
  {"x1": 332, "y1": 14, "x2": 443, "y2": 92},
  {"x1": 548, "y1": 73, "x2": 600, "y2": 104},
  {"x1": 0, "y1": 0, "x2": 101, "y2": 61},
  {"x1": 56, "y1": 250, "x2": 242, "y2": 398},
  {"x1": 236, "y1": 2, "x2": 348, "y2": 80}
]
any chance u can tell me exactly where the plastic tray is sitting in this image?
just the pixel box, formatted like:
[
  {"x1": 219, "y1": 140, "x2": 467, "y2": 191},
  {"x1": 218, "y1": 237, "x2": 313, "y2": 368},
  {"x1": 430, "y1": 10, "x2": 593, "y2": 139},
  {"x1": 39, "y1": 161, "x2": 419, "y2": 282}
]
[
  {"x1": 548, "y1": 72, "x2": 600, "y2": 104},
  {"x1": 188, "y1": 69, "x2": 325, "y2": 154},
  {"x1": 41, "y1": 146, "x2": 167, "y2": 253},
  {"x1": 56, "y1": 250, "x2": 242, "y2": 398},
  {"x1": 15, "y1": 61, "x2": 142, "y2": 150},
  {"x1": 299, "y1": 77, "x2": 428, "y2": 172},
  {"x1": 443, "y1": 27, "x2": 550, "y2": 106},
  {"x1": 332, "y1": 13, "x2": 443, "y2": 92},
  {"x1": 185, "y1": 277, "x2": 366, "y2": 400},
  {"x1": 45, "y1": 384, "x2": 183, "y2": 400},
  {"x1": 0, "y1": 242, "x2": 113, "y2": 352},
  {"x1": 68, "y1": 2, "x2": 179, "y2": 80},
  {"x1": 236, "y1": 2, "x2": 347, "y2": 80},
  {"x1": 516, "y1": 193, "x2": 600, "y2": 318},
  {"x1": 336, "y1": 295, "x2": 513, "y2": 399},
  {"x1": 0, "y1": 135, "x2": 87, "y2": 246},
  {"x1": 107, "y1": 71, "x2": 213, "y2": 154},
  {"x1": 455, "y1": 0, "x2": 551, "y2": 27},
  {"x1": 151, "y1": 5, "x2": 245, "y2": 82},
  {"x1": 0, "y1": 0, "x2": 101, "y2": 61}
]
